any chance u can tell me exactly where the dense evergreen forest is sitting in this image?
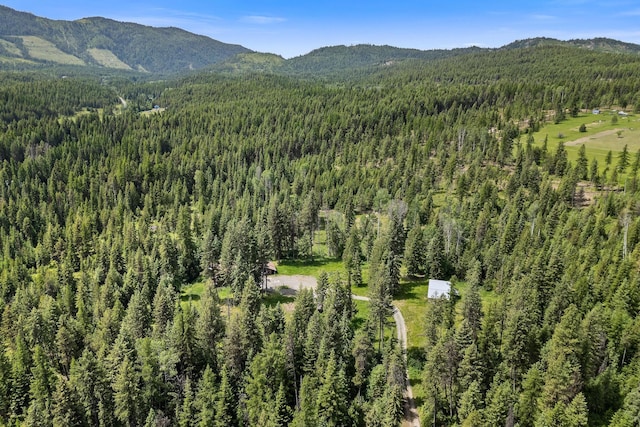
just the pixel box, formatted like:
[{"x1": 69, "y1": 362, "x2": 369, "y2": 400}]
[{"x1": 1, "y1": 44, "x2": 640, "y2": 427}]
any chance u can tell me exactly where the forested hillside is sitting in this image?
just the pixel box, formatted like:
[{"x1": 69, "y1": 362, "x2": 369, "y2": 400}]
[
  {"x1": 1, "y1": 43, "x2": 640, "y2": 427},
  {"x1": 0, "y1": 6, "x2": 251, "y2": 73}
]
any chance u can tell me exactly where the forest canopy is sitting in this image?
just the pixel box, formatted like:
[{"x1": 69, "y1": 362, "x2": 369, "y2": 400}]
[{"x1": 0, "y1": 44, "x2": 640, "y2": 426}]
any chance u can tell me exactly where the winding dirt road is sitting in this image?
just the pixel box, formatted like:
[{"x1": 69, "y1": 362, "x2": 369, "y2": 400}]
[{"x1": 266, "y1": 275, "x2": 420, "y2": 427}]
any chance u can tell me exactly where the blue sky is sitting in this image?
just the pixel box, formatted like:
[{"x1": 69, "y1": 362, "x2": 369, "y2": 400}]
[{"x1": 4, "y1": 1, "x2": 640, "y2": 58}]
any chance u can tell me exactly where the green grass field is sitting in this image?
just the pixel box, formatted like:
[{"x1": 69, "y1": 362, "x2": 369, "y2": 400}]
[
  {"x1": 20, "y1": 36, "x2": 85, "y2": 66},
  {"x1": 531, "y1": 110, "x2": 640, "y2": 177},
  {"x1": 276, "y1": 257, "x2": 345, "y2": 276},
  {"x1": 0, "y1": 39, "x2": 23, "y2": 57},
  {"x1": 87, "y1": 48, "x2": 132, "y2": 70}
]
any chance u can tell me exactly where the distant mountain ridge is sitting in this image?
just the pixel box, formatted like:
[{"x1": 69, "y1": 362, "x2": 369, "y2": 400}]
[
  {"x1": 501, "y1": 37, "x2": 640, "y2": 54},
  {"x1": 0, "y1": 5, "x2": 251, "y2": 73},
  {"x1": 215, "y1": 38, "x2": 640, "y2": 79},
  {"x1": 1, "y1": 5, "x2": 640, "y2": 75}
]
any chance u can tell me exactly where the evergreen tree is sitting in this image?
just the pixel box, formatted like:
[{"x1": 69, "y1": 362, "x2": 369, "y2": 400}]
[
  {"x1": 152, "y1": 276, "x2": 178, "y2": 337},
  {"x1": 138, "y1": 338, "x2": 166, "y2": 415},
  {"x1": 195, "y1": 282, "x2": 225, "y2": 369},
  {"x1": 618, "y1": 144, "x2": 630, "y2": 172},
  {"x1": 0, "y1": 350, "x2": 10, "y2": 422},
  {"x1": 176, "y1": 206, "x2": 199, "y2": 282},
  {"x1": 517, "y1": 363, "x2": 543, "y2": 426},
  {"x1": 316, "y1": 271, "x2": 329, "y2": 311},
  {"x1": 368, "y1": 255, "x2": 393, "y2": 350},
  {"x1": 51, "y1": 376, "x2": 83, "y2": 427},
  {"x1": 554, "y1": 141, "x2": 568, "y2": 176},
  {"x1": 26, "y1": 345, "x2": 54, "y2": 427},
  {"x1": 170, "y1": 304, "x2": 201, "y2": 376},
  {"x1": 121, "y1": 289, "x2": 151, "y2": 340},
  {"x1": 215, "y1": 366, "x2": 236, "y2": 427},
  {"x1": 244, "y1": 334, "x2": 288, "y2": 426},
  {"x1": 177, "y1": 376, "x2": 195, "y2": 427},
  {"x1": 273, "y1": 382, "x2": 293, "y2": 426},
  {"x1": 576, "y1": 144, "x2": 588, "y2": 180},
  {"x1": 343, "y1": 225, "x2": 363, "y2": 288},
  {"x1": 458, "y1": 380, "x2": 483, "y2": 423},
  {"x1": 404, "y1": 223, "x2": 427, "y2": 277},
  {"x1": 200, "y1": 229, "x2": 221, "y2": 280},
  {"x1": 326, "y1": 218, "x2": 345, "y2": 258},
  {"x1": 113, "y1": 355, "x2": 140, "y2": 427},
  {"x1": 315, "y1": 353, "x2": 349, "y2": 426},
  {"x1": 299, "y1": 191, "x2": 319, "y2": 254},
  {"x1": 590, "y1": 158, "x2": 600, "y2": 186},
  {"x1": 69, "y1": 349, "x2": 112, "y2": 427},
  {"x1": 291, "y1": 375, "x2": 319, "y2": 427},
  {"x1": 462, "y1": 282, "x2": 483, "y2": 342},
  {"x1": 10, "y1": 331, "x2": 32, "y2": 418},
  {"x1": 352, "y1": 327, "x2": 375, "y2": 395},
  {"x1": 541, "y1": 305, "x2": 583, "y2": 409},
  {"x1": 483, "y1": 376, "x2": 515, "y2": 427},
  {"x1": 194, "y1": 366, "x2": 218, "y2": 427}
]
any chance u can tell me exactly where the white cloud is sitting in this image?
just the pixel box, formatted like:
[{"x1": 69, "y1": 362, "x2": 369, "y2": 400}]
[{"x1": 241, "y1": 15, "x2": 286, "y2": 24}]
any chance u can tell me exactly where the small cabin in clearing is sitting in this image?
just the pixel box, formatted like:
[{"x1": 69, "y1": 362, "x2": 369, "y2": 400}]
[{"x1": 428, "y1": 279, "x2": 451, "y2": 299}]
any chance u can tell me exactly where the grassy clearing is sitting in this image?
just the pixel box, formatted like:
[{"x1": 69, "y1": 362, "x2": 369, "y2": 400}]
[
  {"x1": 87, "y1": 48, "x2": 132, "y2": 70},
  {"x1": 263, "y1": 291, "x2": 295, "y2": 308},
  {"x1": 179, "y1": 280, "x2": 233, "y2": 308},
  {"x1": 0, "y1": 56, "x2": 36, "y2": 65},
  {"x1": 179, "y1": 279, "x2": 206, "y2": 310},
  {"x1": 393, "y1": 278, "x2": 430, "y2": 408},
  {"x1": 352, "y1": 299, "x2": 370, "y2": 331},
  {"x1": 0, "y1": 39, "x2": 22, "y2": 57},
  {"x1": 531, "y1": 111, "x2": 640, "y2": 176},
  {"x1": 276, "y1": 257, "x2": 345, "y2": 276},
  {"x1": 394, "y1": 279, "x2": 429, "y2": 349},
  {"x1": 392, "y1": 277, "x2": 497, "y2": 412},
  {"x1": 20, "y1": 36, "x2": 85, "y2": 65},
  {"x1": 178, "y1": 224, "x2": 500, "y2": 412}
]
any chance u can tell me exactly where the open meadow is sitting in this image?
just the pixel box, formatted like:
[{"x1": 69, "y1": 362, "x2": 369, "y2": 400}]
[{"x1": 532, "y1": 110, "x2": 640, "y2": 176}]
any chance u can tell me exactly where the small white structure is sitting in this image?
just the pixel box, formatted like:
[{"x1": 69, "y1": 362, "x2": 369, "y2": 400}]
[
  {"x1": 592, "y1": 109, "x2": 600, "y2": 115},
  {"x1": 428, "y1": 279, "x2": 451, "y2": 299}
]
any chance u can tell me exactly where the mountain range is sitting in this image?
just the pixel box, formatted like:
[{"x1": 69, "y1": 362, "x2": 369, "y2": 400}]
[{"x1": 1, "y1": 5, "x2": 640, "y2": 75}]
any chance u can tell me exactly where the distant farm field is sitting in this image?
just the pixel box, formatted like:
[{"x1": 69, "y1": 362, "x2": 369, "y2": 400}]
[{"x1": 532, "y1": 110, "x2": 640, "y2": 174}]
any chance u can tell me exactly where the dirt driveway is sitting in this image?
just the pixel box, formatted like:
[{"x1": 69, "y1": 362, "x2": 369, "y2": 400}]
[{"x1": 266, "y1": 274, "x2": 317, "y2": 294}]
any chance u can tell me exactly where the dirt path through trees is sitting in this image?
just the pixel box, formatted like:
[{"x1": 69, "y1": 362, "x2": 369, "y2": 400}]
[{"x1": 266, "y1": 275, "x2": 420, "y2": 427}]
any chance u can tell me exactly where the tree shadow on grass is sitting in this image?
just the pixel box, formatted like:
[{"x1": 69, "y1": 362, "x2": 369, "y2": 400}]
[
  {"x1": 396, "y1": 278, "x2": 428, "y2": 301},
  {"x1": 411, "y1": 391, "x2": 424, "y2": 409},
  {"x1": 406, "y1": 346, "x2": 426, "y2": 408},
  {"x1": 279, "y1": 257, "x2": 340, "y2": 269},
  {"x1": 407, "y1": 346, "x2": 425, "y2": 366},
  {"x1": 180, "y1": 293, "x2": 201, "y2": 303},
  {"x1": 351, "y1": 315, "x2": 367, "y2": 330},
  {"x1": 263, "y1": 289, "x2": 295, "y2": 307}
]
